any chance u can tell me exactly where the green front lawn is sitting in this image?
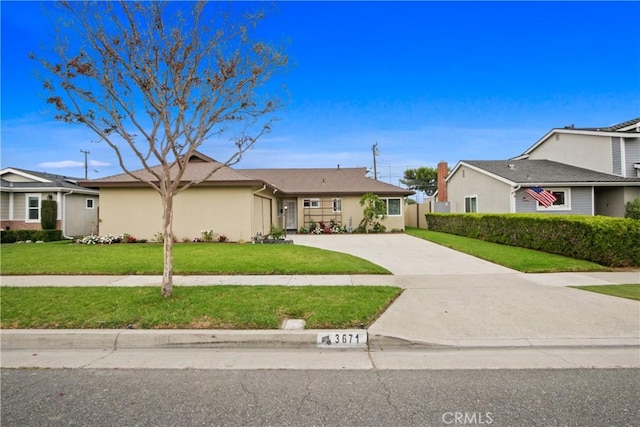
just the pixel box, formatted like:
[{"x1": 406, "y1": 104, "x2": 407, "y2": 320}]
[
  {"x1": 0, "y1": 286, "x2": 402, "y2": 329},
  {"x1": 0, "y1": 241, "x2": 389, "y2": 275},
  {"x1": 572, "y1": 284, "x2": 640, "y2": 301},
  {"x1": 405, "y1": 227, "x2": 609, "y2": 273}
]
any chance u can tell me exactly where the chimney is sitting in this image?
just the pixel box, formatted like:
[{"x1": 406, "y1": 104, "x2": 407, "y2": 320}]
[{"x1": 437, "y1": 161, "x2": 448, "y2": 202}]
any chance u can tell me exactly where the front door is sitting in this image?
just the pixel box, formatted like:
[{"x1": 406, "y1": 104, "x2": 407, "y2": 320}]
[{"x1": 284, "y1": 200, "x2": 297, "y2": 230}]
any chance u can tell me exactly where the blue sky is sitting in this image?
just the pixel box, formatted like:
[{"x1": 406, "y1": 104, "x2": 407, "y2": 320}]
[{"x1": 2, "y1": 1, "x2": 639, "y2": 188}]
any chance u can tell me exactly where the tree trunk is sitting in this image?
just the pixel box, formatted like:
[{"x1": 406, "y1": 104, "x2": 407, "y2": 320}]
[{"x1": 161, "y1": 192, "x2": 174, "y2": 297}]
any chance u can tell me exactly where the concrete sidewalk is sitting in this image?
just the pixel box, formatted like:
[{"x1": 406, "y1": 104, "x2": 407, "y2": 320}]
[{"x1": 1, "y1": 234, "x2": 638, "y2": 369}]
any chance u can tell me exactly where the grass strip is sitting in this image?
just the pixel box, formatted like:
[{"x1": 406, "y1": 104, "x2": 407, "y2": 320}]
[
  {"x1": 405, "y1": 227, "x2": 609, "y2": 273},
  {"x1": 0, "y1": 286, "x2": 402, "y2": 329},
  {"x1": 571, "y1": 284, "x2": 640, "y2": 301},
  {"x1": 0, "y1": 241, "x2": 389, "y2": 275}
]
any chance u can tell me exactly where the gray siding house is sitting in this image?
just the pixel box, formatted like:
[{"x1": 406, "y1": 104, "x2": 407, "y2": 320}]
[
  {"x1": 1, "y1": 168, "x2": 100, "y2": 237},
  {"x1": 446, "y1": 118, "x2": 640, "y2": 216}
]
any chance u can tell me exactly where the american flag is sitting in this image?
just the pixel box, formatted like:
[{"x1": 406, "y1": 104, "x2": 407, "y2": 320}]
[{"x1": 525, "y1": 187, "x2": 557, "y2": 208}]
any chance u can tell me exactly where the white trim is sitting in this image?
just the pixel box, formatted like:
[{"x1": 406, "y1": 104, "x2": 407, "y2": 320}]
[
  {"x1": 0, "y1": 168, "x2": 50, "y2": 183},
  {"x1": 382, "y1": 197, "x2": 402, "y2": 216},
  {"x1": 86, "y1": 198, "x2": 96, "y2": 209},
  {"x1": 0, "y1": 186, "x2": 99, "y2": 195},
  {"x1": 56, "y1": 192, "x2": 62, "y2": 220},
  {"x1": 618, "y1": 121, "x2": 640, "y2": 132},
  {"x1": 620, "y1": 139, "x2": 627, "y2": 177},
  {"x1": 25, "y1": 193, "x2": 41, "y2": 222},
  {"x1": 8, "y1": 192, "x2": 14, "y2": 220},
  {"x1": 332, "y1": 198, "x2": 342, "y2": 213},
  {"x1": 510, "y1": 185, "x2": 520, "y2": 213}
]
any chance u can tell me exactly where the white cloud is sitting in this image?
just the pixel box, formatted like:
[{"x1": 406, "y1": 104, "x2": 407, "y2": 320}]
[
  {"x1": 38, "y1": 159, "x2": 112, "y2": 169},
  {"x1": 38, "y1": 160, "x2": 84, "y2": 169}
]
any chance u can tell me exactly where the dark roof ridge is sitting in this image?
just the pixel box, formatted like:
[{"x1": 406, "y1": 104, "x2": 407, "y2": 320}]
[{"x1": 567, "y1": 117, "x2": 640, "y2": 132}]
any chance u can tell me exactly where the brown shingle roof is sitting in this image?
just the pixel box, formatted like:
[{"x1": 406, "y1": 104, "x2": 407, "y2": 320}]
[
  {"x1": 81, "y1": 151, "x2": 413, "y2": 195},
  {"x1": 80, "y1": 156, "x2": 260, "y2": 187},
  {"x1": 240, "y1": 167, "x2": 413, "y2": 196}
]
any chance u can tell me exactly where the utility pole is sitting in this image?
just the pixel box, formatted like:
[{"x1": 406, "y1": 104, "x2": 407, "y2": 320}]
[
  {"x1": 372, "y1": 142, "x2": 379, "y2": 181},
  {"x1": 80, "y1": 149, "x2": 90, "y2": 179}
]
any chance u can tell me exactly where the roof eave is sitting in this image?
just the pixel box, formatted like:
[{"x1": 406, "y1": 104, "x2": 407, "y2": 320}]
[{"x1": 447, "y1": 161, "x2": 517, "y2": 186}]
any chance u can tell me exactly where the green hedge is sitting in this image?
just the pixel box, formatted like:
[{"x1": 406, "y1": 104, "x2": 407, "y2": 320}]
[
  {"x1": 424, "y1": 213, "x2": 640, "y2": 267},
  {"x1": 0, "y1": 229, "x2": 64, "y2": 244}
]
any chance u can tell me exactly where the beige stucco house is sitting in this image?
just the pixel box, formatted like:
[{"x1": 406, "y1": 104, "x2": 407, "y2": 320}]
[
  {"x1": 446, "y1": 118, "x2": 640, "y2": 216},
  {"x1": 1, "y1": 168, "x2": 100, "y2": 237},
  {"x1": 81, "y1": 152, "x2": 412, "y2": 241}
]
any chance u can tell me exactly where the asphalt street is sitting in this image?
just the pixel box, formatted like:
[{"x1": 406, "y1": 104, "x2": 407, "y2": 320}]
[{"x1": 2, "y1": 368, "x2": 638, "y2": 426}]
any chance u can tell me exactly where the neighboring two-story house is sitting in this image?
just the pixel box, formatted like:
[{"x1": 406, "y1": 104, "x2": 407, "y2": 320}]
[
  {"x1": 0, "y1": 168, "x2": 100, "y2": 237},
  {"x1": 446, "y1": 118, "x2": 640, "y2": 216}
]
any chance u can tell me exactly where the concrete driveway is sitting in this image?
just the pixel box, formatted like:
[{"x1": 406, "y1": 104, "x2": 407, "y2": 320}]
[
  {"x1": 291, "y1": 233, "x2": 514, "y2": 275},
  {"x1": 292, "y1": 233, "x2": 640, "y2": 348}
]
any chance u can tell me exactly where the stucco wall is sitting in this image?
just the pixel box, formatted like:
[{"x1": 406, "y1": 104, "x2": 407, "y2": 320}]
[
  {"x1": 527, "y1": 133, "x2": 613, "y2": 174},
  {"x1": 99, "y1": 186, "x2": 257, "y2": 242},
  {"x1": 252, "y1": 195, "x2": 273, "y2": 237},
  {"x1": 447, "y1": 166, "x2": 512, "y2": 213},
  {"x1": 404, "y1": 202, "x2": 431, "y2": 228},
  {"x1": 64, "y1": 193, "x2": 99, "y2": 237}
]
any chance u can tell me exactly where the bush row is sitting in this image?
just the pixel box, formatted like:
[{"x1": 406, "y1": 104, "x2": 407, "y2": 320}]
[
  {"x1": 0, "y1": 229, "x2": 64, "y2": 244},
  {"x1": 424, "y1": 213, "x2": 640, "y2": 267}
]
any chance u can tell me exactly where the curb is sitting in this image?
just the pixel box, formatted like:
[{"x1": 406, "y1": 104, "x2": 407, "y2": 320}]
[
  {"x1": 1, "y1": 329, "x2": 365, "y2": 350},
  {"x1": 3, "y1": 330, "x2": 639, "y2": 351}
]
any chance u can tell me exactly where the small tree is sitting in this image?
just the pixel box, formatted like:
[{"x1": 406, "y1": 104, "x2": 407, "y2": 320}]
[
  {"x1": 400, "y1": 167, "x2": 438, "y2": 197},
  {"x1": 41, "y1": 199, "x2": 58, "y2": 230},
  {"x1": 34, "y1": 1, "x2": 287, "y2": 296},
  {"x1": 359, "y1": 193, "x2": 387, "y2": 233},
  {"x1": 626, "y1": 198, "x2": 640, "y2": 220}
]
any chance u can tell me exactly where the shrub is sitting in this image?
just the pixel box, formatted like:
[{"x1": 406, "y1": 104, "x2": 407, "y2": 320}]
[
  {"x1": 1, "y1": 229, "x2": 63, "y2": 243},
  {"x1": 201, "y1": 229, "x2": 215, "y2": 242},
  {"x1": 359, "y1": 193, "x2": 387, "y2": 233},
  {"x1": 269, "y1": 225, "x2": 285, "y2": 239},
  {"x1": 40, "y1": 200, "x2": 58, "y2": 230},
  {"x1": 425, "y1": 213, "x2": 640, "y2": 267},
  {"x1": 626, "y1": 198, "x2": 640, "y2": 220}
]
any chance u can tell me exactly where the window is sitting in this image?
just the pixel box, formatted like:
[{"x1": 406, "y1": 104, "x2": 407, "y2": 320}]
[
  {"x1": 86, "y1": 198, "x2": 95, "y2": 209},
  {"x1": 464, "y1": 196, "x2": 477, "y2": 213},
  {"x1": 536, "y1": 188, "x2": 570, "y2": 211},
  {"x1": 381, "y1": 198, "x2": 402, "y2": 216},
  {"x1": 26, "y1": 194, "x2": 41, "y2": 222},
  {"x1": 332, "y1": 198, "x2": 342, "y2": 212},
  {"x1": 303, "y1": 198, "x2": 320, "y2": 208}
]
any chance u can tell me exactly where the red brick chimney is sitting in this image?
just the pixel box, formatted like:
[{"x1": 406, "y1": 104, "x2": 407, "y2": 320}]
[{"x1": 437, "y1": 161, "x2": 448, "y2": 202}]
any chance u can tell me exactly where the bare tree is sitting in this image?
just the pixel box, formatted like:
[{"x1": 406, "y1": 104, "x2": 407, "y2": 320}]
[{"x1": 34, "y1": 1, "x2": 288, "y2": 296}]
